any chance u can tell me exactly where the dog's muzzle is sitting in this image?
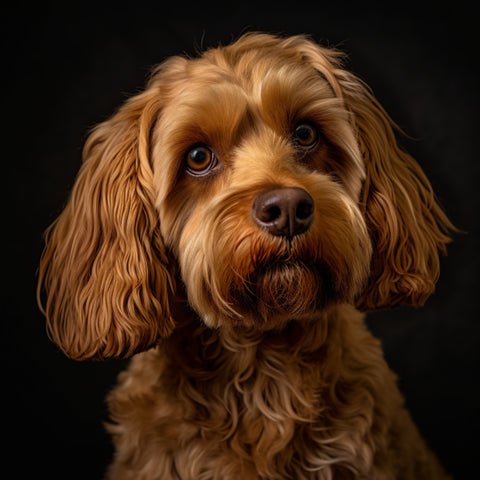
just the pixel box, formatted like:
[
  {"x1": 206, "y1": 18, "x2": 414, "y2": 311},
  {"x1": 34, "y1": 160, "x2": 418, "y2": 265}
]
[{"x1": 252, "y1": 187, "x2": 314, "y2": 238}]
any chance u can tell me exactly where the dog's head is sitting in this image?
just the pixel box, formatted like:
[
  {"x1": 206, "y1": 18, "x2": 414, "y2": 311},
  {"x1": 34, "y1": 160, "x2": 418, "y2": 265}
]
[{"x1": 38, "y1": 33, "x2": 453, "y2": 360}]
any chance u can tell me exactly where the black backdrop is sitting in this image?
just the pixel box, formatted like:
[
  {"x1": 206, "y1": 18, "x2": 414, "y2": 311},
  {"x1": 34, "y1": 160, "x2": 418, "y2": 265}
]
[{"x1": 5, "y1": 2, "x2": 479, "y2": 479}]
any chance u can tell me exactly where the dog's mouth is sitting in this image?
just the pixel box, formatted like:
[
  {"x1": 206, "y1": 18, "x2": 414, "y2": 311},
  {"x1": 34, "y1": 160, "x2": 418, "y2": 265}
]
[{"x1": 227, "y1": 257, "x2": 337, "y2": 325}]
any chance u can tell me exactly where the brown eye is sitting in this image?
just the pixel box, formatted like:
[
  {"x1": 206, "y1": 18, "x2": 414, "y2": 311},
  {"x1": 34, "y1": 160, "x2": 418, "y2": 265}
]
[
  {"x1": 185, "y1": 146, "x2": 217, "y2": 175},
  {"x1": 293, "y1": 122, "x2": 318, "y2": 148}
]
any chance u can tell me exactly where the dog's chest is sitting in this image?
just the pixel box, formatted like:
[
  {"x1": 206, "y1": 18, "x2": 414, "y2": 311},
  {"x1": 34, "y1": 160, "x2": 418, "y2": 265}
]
[{"x1": 108, "y1": 316, "x2": 386, "y2": 478}]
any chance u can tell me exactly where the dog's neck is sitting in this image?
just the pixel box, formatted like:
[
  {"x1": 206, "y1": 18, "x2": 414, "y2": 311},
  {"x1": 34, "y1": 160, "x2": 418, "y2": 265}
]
[
  {"x1": 162, "y1": 303, "x2": 373, "y2": 399},
  {"x1": 167, "y1": 301, "x2": 341, "y2": 355}
]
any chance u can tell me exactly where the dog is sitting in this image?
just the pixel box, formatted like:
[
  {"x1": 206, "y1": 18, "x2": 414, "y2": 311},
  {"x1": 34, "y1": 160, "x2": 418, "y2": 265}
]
[{"x1": 38, "y1": 33, "x2": 454, "y2": 479}]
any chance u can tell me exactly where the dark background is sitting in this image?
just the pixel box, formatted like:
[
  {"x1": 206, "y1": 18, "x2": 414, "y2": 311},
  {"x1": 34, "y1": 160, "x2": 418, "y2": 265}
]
[{"x1": 4, "y1": 1, "x2": 479, "y2": 478}]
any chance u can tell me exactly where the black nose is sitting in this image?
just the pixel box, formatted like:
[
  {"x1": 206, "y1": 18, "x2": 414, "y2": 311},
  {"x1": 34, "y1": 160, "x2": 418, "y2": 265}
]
[{"x1": 252, "y1": 187, "x2": 314, "y2": 238}]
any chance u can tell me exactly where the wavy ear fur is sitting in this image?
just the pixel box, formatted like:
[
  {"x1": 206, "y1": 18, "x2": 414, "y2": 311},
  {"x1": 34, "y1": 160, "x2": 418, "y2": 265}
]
[
  {"x1": 292, "y1": 36, "x2": 455, "y2": 309},
  {"x1": 38, "y1": 85, "x2": 174, "y2": 360}
]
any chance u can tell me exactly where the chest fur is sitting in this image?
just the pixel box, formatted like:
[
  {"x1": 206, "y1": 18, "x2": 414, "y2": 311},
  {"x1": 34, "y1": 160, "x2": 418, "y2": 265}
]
[{"x1": 107, "y1": 308, "x2": 395, "y2": 479}]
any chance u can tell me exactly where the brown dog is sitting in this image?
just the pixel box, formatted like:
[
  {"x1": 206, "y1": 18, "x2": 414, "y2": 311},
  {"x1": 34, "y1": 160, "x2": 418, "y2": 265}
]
[{"x1": 38, "y1": 33, "x2": 453, "y2": 479}]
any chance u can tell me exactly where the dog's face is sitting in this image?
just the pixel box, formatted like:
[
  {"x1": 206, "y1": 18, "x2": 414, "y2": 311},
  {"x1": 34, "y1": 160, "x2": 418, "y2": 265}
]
[
  {"x1": 38, "y1": 33, "x2": 453, "y2": 359},
  {"x1": 152, "y1": 41, "x2": 371, "y2": 329}
]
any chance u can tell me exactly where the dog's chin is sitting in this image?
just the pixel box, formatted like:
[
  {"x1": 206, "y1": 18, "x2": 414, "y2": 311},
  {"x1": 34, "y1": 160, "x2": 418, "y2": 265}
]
[{"x1": 203, "y1": 260, "x2": 346, "y2": 330}]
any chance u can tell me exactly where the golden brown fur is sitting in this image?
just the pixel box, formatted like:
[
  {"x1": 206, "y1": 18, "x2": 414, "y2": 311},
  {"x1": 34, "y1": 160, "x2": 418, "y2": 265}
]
[{"x1": 38, "y1": 33, "x2": 454, "y2": 478}]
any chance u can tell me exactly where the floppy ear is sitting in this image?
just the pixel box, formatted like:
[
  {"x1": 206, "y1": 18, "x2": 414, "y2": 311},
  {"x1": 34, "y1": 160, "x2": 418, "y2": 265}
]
[
  {"x1": 292, "y1": 36, "x2": 455, "y2": 310},
  {"x1": 346, "y1": 85, "x2": 454, "y2": 310},
  {"x1": 37, "y1": 85, "x2": 175, "y2": 360}
]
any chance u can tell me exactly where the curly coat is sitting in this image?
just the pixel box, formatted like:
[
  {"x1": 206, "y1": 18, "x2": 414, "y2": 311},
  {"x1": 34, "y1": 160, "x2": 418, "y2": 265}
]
[{"x1": 38, "y1": 33, "x2": 453, "y2": 479}]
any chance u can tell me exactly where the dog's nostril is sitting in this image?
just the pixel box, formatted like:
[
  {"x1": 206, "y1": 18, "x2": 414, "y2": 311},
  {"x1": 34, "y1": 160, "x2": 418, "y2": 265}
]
[
  {"x1": 296, "y1": 201, "x2": 313, "y2": 220},
  {"x1": 252, "y1": 187, "x2": 314, "y2": 238},
  {"x1": 262, "y1": 205, "x2": 282, "y2": 223}
]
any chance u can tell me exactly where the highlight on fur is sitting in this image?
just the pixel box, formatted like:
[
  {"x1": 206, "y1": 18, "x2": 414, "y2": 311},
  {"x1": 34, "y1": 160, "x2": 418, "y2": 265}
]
[{"x1": 38, "y1": 32, "x2": 454, "y2": 478}]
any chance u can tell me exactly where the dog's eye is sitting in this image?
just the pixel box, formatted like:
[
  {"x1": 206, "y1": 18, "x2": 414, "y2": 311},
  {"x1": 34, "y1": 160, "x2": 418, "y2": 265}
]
[
  {"x1": 185, "y1": 146, "x2": 217, "y2": 175},
  {"x1": 292, "y1": 122, "x2": 318, "y2": 149}
]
